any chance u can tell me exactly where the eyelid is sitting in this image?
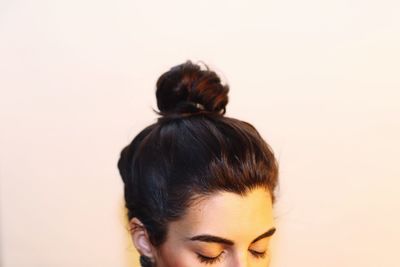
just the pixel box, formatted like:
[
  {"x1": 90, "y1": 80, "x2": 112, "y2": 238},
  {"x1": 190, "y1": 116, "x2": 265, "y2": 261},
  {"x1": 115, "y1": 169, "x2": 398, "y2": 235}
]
[
  {"x1": 196, "y1": 249, "x2": 267, "y2": 264},
  {"x1": 250, "y1": 238, "x2": 270, "y2": 251},
  {"x1": 196, "y1": 251, "x2": 224, "y2": 259},
  {"x1": 251, "y1": 249, "x2": 266, "y2": 254},
  {"x1": 251, "y1": 249, "x2": 268, "y2": 259},
  {"x1": 251, "y1": 244, "x2": 269, "y2": 253}
]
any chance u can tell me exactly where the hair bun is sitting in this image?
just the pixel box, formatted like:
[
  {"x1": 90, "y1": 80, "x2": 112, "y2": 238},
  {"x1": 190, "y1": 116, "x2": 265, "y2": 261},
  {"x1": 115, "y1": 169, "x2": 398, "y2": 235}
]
[{"x1": 155, "y1": 60, "x2": 229, "y2": 118}]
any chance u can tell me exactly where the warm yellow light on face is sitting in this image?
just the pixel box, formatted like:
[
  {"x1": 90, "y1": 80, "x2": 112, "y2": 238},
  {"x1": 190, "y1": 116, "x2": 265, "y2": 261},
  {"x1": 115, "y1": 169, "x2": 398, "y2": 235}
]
[{"x1": 156, "y1": 187, "x2": 276, "y2": 266}]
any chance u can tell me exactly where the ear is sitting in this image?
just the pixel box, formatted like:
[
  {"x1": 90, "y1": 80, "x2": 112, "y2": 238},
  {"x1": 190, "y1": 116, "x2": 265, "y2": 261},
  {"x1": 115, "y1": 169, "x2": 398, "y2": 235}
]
[{"x1": 129, "y1": 217, "x2": 156, "y2": 260}]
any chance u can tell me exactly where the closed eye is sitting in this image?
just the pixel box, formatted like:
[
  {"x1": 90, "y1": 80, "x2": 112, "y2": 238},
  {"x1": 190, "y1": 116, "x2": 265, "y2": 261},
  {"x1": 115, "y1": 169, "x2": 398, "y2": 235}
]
[
  {"x1": 196, "y1": 249, "x2": 267, "y2": 265},
  {"x1": 196, "y1": 252, "x2": 224, "y2": 265},
  {"x1": 251, "y1": 249, "x2": 267, "y2": 259}
]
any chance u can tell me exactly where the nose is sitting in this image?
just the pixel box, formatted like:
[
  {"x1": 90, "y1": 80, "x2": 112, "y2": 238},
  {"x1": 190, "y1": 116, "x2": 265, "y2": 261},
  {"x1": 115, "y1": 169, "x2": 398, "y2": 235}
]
[{"x1": 231, "y1": 251, "x2": 250, "y2": 267}]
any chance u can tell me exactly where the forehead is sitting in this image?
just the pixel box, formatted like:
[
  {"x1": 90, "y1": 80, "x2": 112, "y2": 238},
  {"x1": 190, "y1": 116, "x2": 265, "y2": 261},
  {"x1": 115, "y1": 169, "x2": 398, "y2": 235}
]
[{"x1": 168, "y1": 187, "x2": 274, "y2": 242}]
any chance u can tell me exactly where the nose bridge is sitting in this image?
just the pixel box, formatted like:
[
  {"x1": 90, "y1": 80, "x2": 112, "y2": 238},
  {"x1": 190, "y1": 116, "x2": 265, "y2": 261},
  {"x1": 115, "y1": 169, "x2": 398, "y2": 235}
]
[{"x1": 232, "y1": 249, "x2": 250, "y2": 267}]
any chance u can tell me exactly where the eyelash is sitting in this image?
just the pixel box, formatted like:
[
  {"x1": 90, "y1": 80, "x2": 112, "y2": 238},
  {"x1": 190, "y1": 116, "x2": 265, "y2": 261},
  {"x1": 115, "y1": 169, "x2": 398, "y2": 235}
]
[
  {"x1": 196, "y1": 250, "x2": 267, "y2": 265},
  {"x1": 196, "y1": 253, "x2": 223, "y2": 265}
]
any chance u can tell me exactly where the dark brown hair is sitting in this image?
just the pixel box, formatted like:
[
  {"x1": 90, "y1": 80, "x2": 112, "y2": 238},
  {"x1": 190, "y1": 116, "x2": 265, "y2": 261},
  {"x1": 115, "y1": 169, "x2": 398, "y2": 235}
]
[{"x1": 117, "y1": 60, "x2": 279, "y2": 267}]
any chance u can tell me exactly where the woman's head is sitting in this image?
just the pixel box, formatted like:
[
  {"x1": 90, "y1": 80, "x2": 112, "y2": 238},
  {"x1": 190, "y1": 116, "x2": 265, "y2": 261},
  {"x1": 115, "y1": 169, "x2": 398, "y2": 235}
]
[{"x1": 117, "y1": 60, "x2": 279, "y2": 267}]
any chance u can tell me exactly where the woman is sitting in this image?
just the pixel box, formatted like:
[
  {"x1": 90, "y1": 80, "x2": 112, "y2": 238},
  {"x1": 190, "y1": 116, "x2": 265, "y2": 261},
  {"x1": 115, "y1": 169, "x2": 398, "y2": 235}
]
[{"x1": 117, "y1": 60, "x2": 279, "y2": 267}]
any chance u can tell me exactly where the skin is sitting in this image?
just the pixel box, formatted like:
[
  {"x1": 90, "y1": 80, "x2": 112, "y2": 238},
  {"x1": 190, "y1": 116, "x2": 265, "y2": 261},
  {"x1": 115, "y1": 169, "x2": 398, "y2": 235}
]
[{"x1": 131, "y1": 186, "x2": 276, "y2": 267}]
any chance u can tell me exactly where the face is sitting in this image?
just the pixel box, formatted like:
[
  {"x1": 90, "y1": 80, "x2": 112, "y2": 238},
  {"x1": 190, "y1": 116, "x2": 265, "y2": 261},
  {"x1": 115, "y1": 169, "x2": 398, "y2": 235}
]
[{"x1": 153, "y1": 187, "x2": 276, "y2": 267}]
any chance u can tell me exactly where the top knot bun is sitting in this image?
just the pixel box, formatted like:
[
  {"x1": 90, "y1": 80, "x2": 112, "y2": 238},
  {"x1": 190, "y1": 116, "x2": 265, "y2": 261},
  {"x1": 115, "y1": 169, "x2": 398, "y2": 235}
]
[{"x1": 155, "y1": 60, "x2": 229, "y2": 118}]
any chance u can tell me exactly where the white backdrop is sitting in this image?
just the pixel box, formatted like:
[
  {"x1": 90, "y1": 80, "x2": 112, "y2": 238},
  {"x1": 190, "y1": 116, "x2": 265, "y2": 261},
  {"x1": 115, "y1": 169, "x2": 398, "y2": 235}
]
[{"x1": 1, "y1": 1, "x2": 399, "y2": 266}]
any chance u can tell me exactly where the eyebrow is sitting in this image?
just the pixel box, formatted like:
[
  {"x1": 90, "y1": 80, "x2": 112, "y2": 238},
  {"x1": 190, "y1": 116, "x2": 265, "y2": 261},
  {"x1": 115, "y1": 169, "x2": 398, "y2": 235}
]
[{"x1": 187, "y1": 227, "x2": 276, "y2": 246}]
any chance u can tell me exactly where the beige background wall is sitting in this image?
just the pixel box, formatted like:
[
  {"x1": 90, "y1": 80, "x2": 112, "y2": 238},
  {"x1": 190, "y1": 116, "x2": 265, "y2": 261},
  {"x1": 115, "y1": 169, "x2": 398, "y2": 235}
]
[{"x1": 1, "y1": 1, "x2": 399, "y2": 266}]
